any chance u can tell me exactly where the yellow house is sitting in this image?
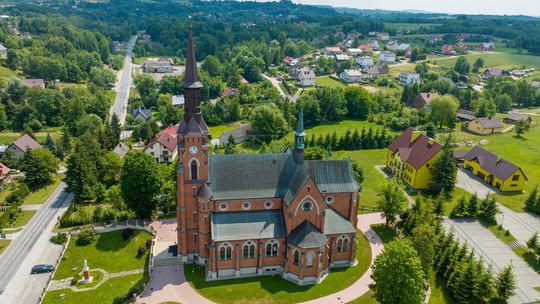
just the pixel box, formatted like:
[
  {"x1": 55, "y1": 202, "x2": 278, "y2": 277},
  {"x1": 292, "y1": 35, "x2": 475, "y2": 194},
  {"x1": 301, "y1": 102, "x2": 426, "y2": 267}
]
[
  {"x1": 467, "y1": 117, "x2": 504, "y2": 135},
  {"x1": 462, "y1": 146, "x2": 527, "y2": 192},
  {"x1": 386, "y1": 128, "x2": 444, "y2": 190}
]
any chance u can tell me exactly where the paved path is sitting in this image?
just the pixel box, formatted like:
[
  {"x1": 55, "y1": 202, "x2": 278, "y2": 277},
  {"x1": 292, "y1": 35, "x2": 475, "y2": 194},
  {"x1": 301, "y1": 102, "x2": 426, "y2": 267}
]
[
  {"x1": 0, "y1": 183, "x2": 73, "y2": 304},
  {"x1": 137, "y1": 213, "x2": 387, "y2": 304},
  {"x1": 443, "y1": 218, "x2": 540, "y2": 303},
  {"x1": 456, "y1": 168, "x2": 495, "y2": 199},
  {"x1": 49, "y1": 268, "x2": 145, "y2": 292},
  {"x1": 260, "y1": 73, "x2": 297, "y2": 102},
  {"x1": 496, "y1": 204, "x2": 540, "y2": 245},
  {"x1": 110, "y1": 35, "x2": 137, "y2": 126}
]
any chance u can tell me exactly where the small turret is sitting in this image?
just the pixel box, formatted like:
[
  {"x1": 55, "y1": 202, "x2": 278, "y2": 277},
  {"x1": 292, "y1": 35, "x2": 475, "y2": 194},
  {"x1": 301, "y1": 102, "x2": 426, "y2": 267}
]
[{"x1": 293, "y1": 109, "x2": 305, "y2": 164}]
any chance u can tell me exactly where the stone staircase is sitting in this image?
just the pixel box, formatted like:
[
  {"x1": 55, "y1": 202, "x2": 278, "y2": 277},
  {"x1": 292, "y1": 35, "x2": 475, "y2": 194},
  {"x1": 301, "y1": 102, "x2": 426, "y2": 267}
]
[{"x1": 153, "y1": 242, "x2": 181, "y2": 266}]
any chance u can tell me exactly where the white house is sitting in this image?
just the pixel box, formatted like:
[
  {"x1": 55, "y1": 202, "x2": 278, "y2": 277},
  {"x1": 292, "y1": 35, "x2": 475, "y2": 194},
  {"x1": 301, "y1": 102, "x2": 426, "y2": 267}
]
[
  {"x1": 346, "y1": 48, "x2": 363, "y2": 56},
  {"x1": 399, "y1": 72, "x2": 421, "y2": 86},
  {"x1": 377, "y1": 32, "x2": 390, "y2": 40},
  {"x1": 356, "y1": 56, "x2": 374, "y2": 68},
  {"x1": 144, "y1": 125, "x2": 178, "y2": 163},
  {"x1": 296, "y1": 68, "x2": 316, "y2": 86},
  {"x1": 8, "y1": 134, "x2": 42, "y2": 161},
  {"x1": 143, "y1": 59, "x2": 173, "y2": 73},
  {"x1": 335, "y1": 54, "x2": 350, "y2": 61},
  {"x1": 379, "y1": 51, "x2": 396, "y2": 64},
  {"x1": 172, "y1": 95, "x2": 185, "y2": 107},
  {"x1": 340, "y1": 69, "x2": 363, "y2": 83},
  {"x1": 0, "y1": 44, "x2": 7, "y2": 59}
]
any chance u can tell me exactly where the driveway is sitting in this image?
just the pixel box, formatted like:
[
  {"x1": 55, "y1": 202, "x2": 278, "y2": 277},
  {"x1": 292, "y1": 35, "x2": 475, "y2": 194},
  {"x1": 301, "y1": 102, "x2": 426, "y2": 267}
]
[
  {"x1": 456, "y1": 168, "x2": 495, "y2": 199},
  {"x1": 443, "y1": 218, "x2": 540, "y2": 303}
]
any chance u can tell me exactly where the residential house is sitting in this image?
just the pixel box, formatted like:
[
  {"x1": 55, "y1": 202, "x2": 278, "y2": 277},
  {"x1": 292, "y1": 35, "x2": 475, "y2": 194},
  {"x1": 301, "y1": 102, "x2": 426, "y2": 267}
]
[
  {"x1": 413, "y1": 92, "x2": 439, "y2": 109},
  {"x1": 132, "y1": 106, "x2": 152, "y2": 123},
  {"x1": 503, "y1": 112, "x2": 533, "y2": 125},
  {"x1": 386, "y1": 41, "x2": 410, "y2": 52},
  {"x1": 0, "y1": 44, "x2": 7, "y2": 59},
  {"x1": 386, "y1": 128, "x2": 443, "y2": 190},
  {"x1": 174, "y1": 24, "x2": 360, "y2": 285},
  {"x1": 347, "y1": 31, "x2": 361, "y2": 41},
  {"x1": 379, "y1": 51, "x2": 396, "y2": 64},
  {"x1": 113, "y1": 142, "x2": 130, "y2": 159},
  {"x1": 455, "y1": 42, "x2": 468, "y2": 51},
  {"x1": 481, "y1": 68, "x2": 507, "y2": 80},
  {"x1": 283, "y1": 56, "x2": 295, "y2": 65},
  {"x1": 340, "y1": 69, "x2": 363, "y2": 83},
  {"x1": 8, "y1": 134, "x2": 42, "y2": 161},
  {"x1": 441, "y1": 44, "x2": 457, "y2": 56},
  {"x1": 222, "y1": 87, "x2": 241, "y2": 98},
  {"x1": 296, "y1": 68, "x2": 316, "y2": 86},
  {"x1": 461, "y1": 146, "x2": 527, "y2": 192},
  {"x1": 399, "y1": 72, "x2": 421, "y2": 87},
  {"x1": 356, "y1": 56, "x2": 374, "y2": 68},
  {"x1": 346, "y1": 48, "x2": 363, "y2": 56},
  {"x1": 172, "y1": 95, "x2": 185, "y2": 107},
  {"x1": 438, "y1": 76, "x2": 456, "y2": 88},
  {"x1": 322, "y1": 47, "x2": 342, "y2": 56},
  {"x1": 467, "y1": 117, "x2": 504, "y2": 135},
  {"x1": 425, "y1": 34, "x2": 443, "y2": 44},
  {"x1": 358, "y1": 44, "x2": 372, "y2": 53},
  {"x1": 23, "y1": 79, "x2": 45, "y2": 89},
  {"x1": 361, "y1": 66, "x2": 380, "y2": 80},
  {"x1": 368, "y1": 40, "x2": 380, "y2": 51},
  {"x1": 335, "y1": 54, "x2": 349, "y2": 62},
  {"x1": 480, "y1": 42, "x2": 495, "y2": 51},
  {"x1": 143, "y1": 59, "x2": 173, "y2": 73},
  {"x1": 377, "y1": 32, "x2": 390, "y2": 41},
  {"x1": 0, "y1": 163, "x2": 12, "y2": 186},
  {"x1": 531, "y1": 81, "x2": 540, "y2": 93},
  {"x1": 145, "y1": 124, "x2": 178, "y2": 163},
  {"x1": 456, "y1": 109, "x2": 477, "y2": 122},
  {"x1": 375, "y1": 63, "x2": 389, "y2": 75}
]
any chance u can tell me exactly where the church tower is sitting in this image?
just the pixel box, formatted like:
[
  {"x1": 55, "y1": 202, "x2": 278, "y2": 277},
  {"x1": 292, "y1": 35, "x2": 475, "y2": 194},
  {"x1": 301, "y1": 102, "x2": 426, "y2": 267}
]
[
  {"x1": 177, "y1": 17, "x2": 210, "y2": 263},
  {"x1": 293, "y1": 109, "x2": 305, "y2": 164}
]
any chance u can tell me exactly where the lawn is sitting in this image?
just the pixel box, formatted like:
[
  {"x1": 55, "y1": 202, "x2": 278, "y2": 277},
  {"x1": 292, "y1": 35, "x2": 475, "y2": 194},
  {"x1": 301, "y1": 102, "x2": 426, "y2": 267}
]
[
  {"x1": 42, "y1": 272, "x2": 148, "y2": 304},
  {"x1": 185, "y1": 230, "x2": 371, "y2": 304},
  {"x1": 4, "y1": 210, "x2": 36, "y2": 228},
  {"x1": 304, "y1": 119, "x2": 398, "y2": 138},
  {"x1": 315, "y1": 76, "x2": 347, "y2": 88},
  {"x1": 370, "y1": 224, "x2": 397, "y2": 244},
  {"x1": 209, "y1": 122, "x2": 243, "y2": 140},
  {"x1": 23, "y1": 174, "x2": 64, "y2": 205},
  {"x1": 410, "y1": 187, "x2": 472, "y2": 217},
  {"x1": 0, "y1": 239, "x2": 10, "y2": 255},
  {"x1": 53, "y1": 229, "x2": 152, "y2": 280},
  {"x1": 0, "y1": 129, "x2": 62, "y2": 145},
  {"x1": 332, "y1": 149, "x2": 388, "y2": 211}
]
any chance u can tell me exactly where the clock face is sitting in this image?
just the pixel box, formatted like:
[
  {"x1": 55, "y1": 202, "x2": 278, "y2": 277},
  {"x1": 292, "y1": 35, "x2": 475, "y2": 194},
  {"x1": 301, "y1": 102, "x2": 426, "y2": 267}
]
[{"x1": 189, "y1": 146, "x2": 198, "y2": 154}]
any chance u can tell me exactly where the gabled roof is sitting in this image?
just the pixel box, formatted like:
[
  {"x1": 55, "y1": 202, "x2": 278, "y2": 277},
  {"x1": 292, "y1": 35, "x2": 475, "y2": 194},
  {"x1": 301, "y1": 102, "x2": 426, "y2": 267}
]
[
  {"x1": 198, "y1": 183, "x2": 213, "y2": 200},
  {"x1": 505, "y1": 112, "x2": 530, "y2": 122},
  {"x1": 132, "y1": 106, "x2": 152, "y2": 120},
  {"x1": 113, "y1": 142, "x2": 130, "y2": 158},
  {"x1": 417, "y1": 92, "x2": 439, "y2": 106},
  {"x1": 476, "y1": 117, "x2": 503, "y2": 129},
  {"x1": 221, "y1": 87, "x2": 241, "y2": 98},
  {"x1": 10, "y1": 134, "x2": 42, "y2": 153},
  {"x1": 387, "y1": 128, "x2": 443, "y2": 169},
  {"x1": 146, "y1": 124, "x2": 178, "y2": 151},
  {"x1": 324, "y1": 208, "x2": 356, "y2": 235},
  {"x1": 463, "y1": 146, "x2": 527, "y2": 181},
  {"x1": 0, "y1": 163, "x2": 10, "y2": 175},
  {"x1": 288, "y1": 220, "x2": 328, "y2": 249},
  {"x1": 211, "y1": 210, "x2": 286, "y2": 242},
  {"x1": 457, "y1": 109, "x2": 476, "y2": 121}
]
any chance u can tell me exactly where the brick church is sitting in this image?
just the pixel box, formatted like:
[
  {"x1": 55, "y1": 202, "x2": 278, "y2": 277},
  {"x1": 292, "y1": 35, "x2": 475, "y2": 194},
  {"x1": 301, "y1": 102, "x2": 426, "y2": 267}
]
[{"x1": 176, "y1": 20, "x2": 361, "y2": 285}]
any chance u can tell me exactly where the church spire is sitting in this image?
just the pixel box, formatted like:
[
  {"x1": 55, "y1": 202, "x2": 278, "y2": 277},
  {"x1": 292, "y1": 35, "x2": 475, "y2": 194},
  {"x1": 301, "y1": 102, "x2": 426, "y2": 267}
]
[
  {"x1": 293, "y1": 109, "x2": 305, "y2": 164},
  {"x1": 182, "y1": 16, "x2": 202, "y2": 89}
]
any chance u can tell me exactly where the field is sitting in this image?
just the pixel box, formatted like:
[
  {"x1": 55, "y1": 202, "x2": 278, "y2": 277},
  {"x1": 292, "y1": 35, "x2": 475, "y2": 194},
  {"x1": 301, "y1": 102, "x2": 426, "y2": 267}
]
[
  {"x1": 0, "y1": 128, "x2": 62, "y2": 145},
  {"x1": 429, "y1": 51, "x2": 540, "y2": 70},
  {"x1": 185, "y1": 230, "x2": 371, "y2": 304},
  {"x1": 305, "y1": 119, "x2": 398, "y2": 138},
  {"x1": 384, "y1": 22, "x2": 441, "y2": 31},
  {"x1": 315, "y1": 76, "x2": 347, "y2": 88},
  {"x1": 42, "y1": 272, "x2": 148, "y2": 304},
  {"x1": 53, "y1": 229, "x2": 152, "y2": 280}
]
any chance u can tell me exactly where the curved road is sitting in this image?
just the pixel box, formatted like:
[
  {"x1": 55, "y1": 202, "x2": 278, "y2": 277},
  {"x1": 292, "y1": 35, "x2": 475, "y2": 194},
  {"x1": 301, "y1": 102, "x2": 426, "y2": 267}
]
[
  {"x1": 109, "y1": 35, "x2": 138, "y2": 126},
  {"x1": 0, "y1": 183, "x2": 73, "y2": 303}
]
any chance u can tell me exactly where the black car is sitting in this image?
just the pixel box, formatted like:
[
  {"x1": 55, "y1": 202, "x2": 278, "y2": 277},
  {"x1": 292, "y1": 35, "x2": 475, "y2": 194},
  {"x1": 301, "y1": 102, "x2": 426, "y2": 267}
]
[{"x1": 31, "y1": 264, "x2": 54, "y2": 274}]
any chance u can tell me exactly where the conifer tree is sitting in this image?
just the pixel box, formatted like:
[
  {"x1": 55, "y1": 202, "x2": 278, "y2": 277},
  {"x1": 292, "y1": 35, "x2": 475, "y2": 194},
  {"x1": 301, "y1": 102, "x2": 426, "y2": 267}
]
[
  {"x1": 44, "y1": 133, "x2": 57, "y2": 156},
  {"x1": 474, "y1": 264, "x2": 496, "y2": 304},
  {"x1": 342, "y1": 129, "x2": 352, "y2": 150},
  {"x1": 432, "y1": 135, "x2": 457, "y2": 195},
  {"x1": 330, "y1": 131, "x2": 338, "y2": 150},
  {"x1": 433, "y1": 190, "x2": 446, "y2": 217},
  {"x1": 453, "y1": 260, "x2": 478, "y2": 302},
  {"x1": 324, "y1": 133, "x2": 331, "y2": 150},
  {"x1": 524, "y1": 185, "x2": 538, "y2": 213},
  {"x1": 495, "y1": 264, "x2": 516, "y2": 303},
  {"x1": 479, "y1": 195, "x2": 497, "y2": 223},
  {"x1": 351, "y1": 129, "x2": 361, "y2": 150},
  {"x1": 360, "y1": 127, "x2": 367, "y2": 148},
  {"x1": 316, "y1": 134, "x2": 324, "y2": 147},
  {"x1": 527, "y1": 232, "x2": 539, "y2": 252},
  {"x1": 366, "y1": 127, "x2": 374, "y2": 148},
  {"x1": 451, "y1": 196, "x2": 468, "y2": 218},
  {"x1": 467, "y1": 193, "x2": 479, "y2": 217}
]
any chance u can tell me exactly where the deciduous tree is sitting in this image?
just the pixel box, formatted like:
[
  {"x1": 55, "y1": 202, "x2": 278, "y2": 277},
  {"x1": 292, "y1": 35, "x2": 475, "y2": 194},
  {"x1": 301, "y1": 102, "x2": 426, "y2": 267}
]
[{"x1": 377, "y1": 178, "x2": 406, "y2": 228}]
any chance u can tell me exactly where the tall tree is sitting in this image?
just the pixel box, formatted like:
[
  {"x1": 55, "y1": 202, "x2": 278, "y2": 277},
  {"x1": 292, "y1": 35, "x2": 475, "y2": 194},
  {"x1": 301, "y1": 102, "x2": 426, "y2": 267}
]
[
  {"x1": 431, "y1": 135, "x2": 457, "y2": 195},
  {"x1": 344, "y1": 86, "x2": 371, "y2": 119},
  {"x1": 249, "y1": 103, "x2": 290, "y2": 143},
  {"x1": 454, "y1": 56, "x2": 471, "y2": 75},
  {"x1": 22, "y1": 148, "x2": 59, "y2": 188},
  {"x1": 370, "y1": 239, "x2": 425, "y2": 304},
  {"x1": 120, "y1": 151, "x2": 162, "y2": 218},
  {"x1": 410, "y1": 223, "x2": 436, "y2": 278},
  {"x1": 65, "y1": 134, "x2": 104, "y2": 201},
  {"x1": 495, "y1": 264, "x2": 516, "y2": 303},
  {"x1": 430, "y1": 96, "x2": 459, "y2": 128},
  {"x1": 377, "y1": 178, "x2": 406, "y2": 228}
]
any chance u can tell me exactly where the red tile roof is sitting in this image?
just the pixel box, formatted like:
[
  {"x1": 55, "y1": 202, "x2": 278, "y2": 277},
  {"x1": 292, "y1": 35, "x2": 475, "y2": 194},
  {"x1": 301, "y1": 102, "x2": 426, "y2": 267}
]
[
  {"x1": 0, "y1": 163, "x2": 10, "y2": 175},
  {"x1": 388, "y1": 128, "x2": 443, "y2": 169},
  {"x1": 221, "y1": 87, "x2": 241, "y2": 98},
  {"x1": 146, "y1": 124, "x2": 178, "y2": 151}
]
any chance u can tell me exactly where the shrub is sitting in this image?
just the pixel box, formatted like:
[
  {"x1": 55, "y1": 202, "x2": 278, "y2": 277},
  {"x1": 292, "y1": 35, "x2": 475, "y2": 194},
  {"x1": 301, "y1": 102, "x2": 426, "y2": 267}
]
[
  {"x1": 71, "y1": 274, "x2": 80, "y2": 286},
  {"x1": 50, "y1": 232, "x2": 68, "y2": 245},
  {"x1": 76, "y1": 228, "x2": 97, "y2": 246},
  {"x1": 122, "y1": 228, "x2": 133, "y2": 241},
  {"x1": 5, "y1": 184, "x2": 30, "y2": 205},
  {"x1": 137, "y1": 245, "x2": 146, "y2": 257},
  {"x1": 145, "y1": 239, "x2": 152, "y2": 248}
]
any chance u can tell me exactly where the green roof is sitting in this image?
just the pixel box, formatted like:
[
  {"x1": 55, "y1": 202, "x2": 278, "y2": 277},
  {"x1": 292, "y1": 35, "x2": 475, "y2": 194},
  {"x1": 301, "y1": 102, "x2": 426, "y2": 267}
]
[
  {"x1": 211, "y1": 210, "x2": 286, "y2": 242},
  {"x1": 287, "y1": 221, "x2": 328, "y2": 249},
  {"x1": 209, "y1": 151, "x2": 359, "y2": 203},
  {"x1": 324, "y1": 208, "x2": 356, "y2": 235}
]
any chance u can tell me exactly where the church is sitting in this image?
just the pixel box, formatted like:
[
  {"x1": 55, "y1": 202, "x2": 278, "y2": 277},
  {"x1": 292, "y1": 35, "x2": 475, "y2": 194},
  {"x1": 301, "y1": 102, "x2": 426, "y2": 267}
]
[{"x1": 176, "y1": 20, "x2": 361, "y2": 285}]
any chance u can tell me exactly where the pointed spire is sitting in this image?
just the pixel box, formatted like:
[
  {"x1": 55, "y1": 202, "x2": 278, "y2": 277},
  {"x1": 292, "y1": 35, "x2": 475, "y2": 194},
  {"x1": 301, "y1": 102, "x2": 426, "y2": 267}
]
[
  {"x1": 293, "y1": 109, "x2": 305, "y2": 164},
  {"x1": 295, "y1": 108, "x2": 305, "y2": 137},
  {"x1": 182, "y1": 16, "x2": 203, "y2": 89}
]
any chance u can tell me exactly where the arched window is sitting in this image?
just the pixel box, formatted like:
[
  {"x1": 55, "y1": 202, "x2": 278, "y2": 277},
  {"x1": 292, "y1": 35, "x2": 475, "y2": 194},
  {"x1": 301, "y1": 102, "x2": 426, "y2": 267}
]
[
  {"x1": 219, "y1": 243, "x2": 232, "y2": 260},
  {"x1": 306, "y1": 251, "x2": 315, "y2": 268},
  {"x1": 293, "y1": 250, "x2": 300, "y2": 265},
  {"x1": 302, "y1": 201, "x2": 313, "y2": 212},
  {"x1": 243, "y1": 241, "x2": 256, "y2": 259},
  {"x1": 266, "y1": 240, "x2": 279, "y2": 257},
  {"x1": 337, "y1": 235, "x2": 349, "y2": 252},
  {"x1": 190, "y1": 159, "x2": 198, "y2": 180}
]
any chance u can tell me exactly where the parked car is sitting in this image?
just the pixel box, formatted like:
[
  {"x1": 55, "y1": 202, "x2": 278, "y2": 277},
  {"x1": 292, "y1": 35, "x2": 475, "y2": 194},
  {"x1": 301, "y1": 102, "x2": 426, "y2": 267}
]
[{"x1": 31, "y1": 264, "x2": 54, "y2": 274}]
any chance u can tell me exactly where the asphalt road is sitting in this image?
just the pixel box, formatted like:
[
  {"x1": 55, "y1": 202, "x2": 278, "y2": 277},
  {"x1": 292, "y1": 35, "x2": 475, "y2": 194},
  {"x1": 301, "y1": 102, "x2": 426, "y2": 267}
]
[
  {"x1": 110, "y1": 35, "x2": 138, "y2": 126},
  {"x1": 0, "y1": 182, "x2": 73, "y2": 303}
]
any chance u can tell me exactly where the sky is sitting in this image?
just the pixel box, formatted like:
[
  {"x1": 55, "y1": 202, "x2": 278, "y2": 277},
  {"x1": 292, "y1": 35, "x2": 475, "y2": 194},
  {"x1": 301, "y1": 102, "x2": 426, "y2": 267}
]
[{"x1": 262, "y1": 0, "x2": 540, "y2": 16}]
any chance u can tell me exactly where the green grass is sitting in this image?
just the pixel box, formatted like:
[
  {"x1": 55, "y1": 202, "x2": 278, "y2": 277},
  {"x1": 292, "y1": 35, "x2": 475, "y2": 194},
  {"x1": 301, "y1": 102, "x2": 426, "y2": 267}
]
[
  {"x1": 0, "y1": 129, "x2": 62, "y2": 145},
  {"x1": 0, "y1": 183, "x2": 18, "y2": 203},
  {"x1": 429, "y1": 52, "x2": 540, "y2": 70},
  {"x1": 43, "y1": 272, "x2": 148, "y2": 304},
  {"x1": 0, "y1": 239, "x2": 10, "y2": 255},
  {"x1": 384, "y1": 22, "x2": 441, "y2": 31},
  {"x1": 53, "y1": 229, "x2": 152, "y2": 280},
  {"x1": 23, "y1": 174, "x2": 64, "y2": 205},
  {"x1": 305, "y1": 119, "x2": 398, "y2": 138},
  {"x1": 315, "y1": 76, "x2": 347, "y2": 88},
  {"x1": 348, "y1": 290, "x2": 379, "y2": 304},
  {"x1": 513, "y1": 247, "x2": 540, "y2": 274},
  {"x1": 4, "y1": 210, "x2": 36, "y2": 228},
  {"x1": 370, "y1": 224, "x2": 397, "y2": 244},
  {"x1": 185, "y1": 230, "x2": 371, "y2": 304},
  {"x1": 209, "y1": 122, "x2": 242, "y2": 140},
  {"x1": 75, "y1": 270, "x2": 105, "y2": 289},
  {"x1": 479, "y1": 217, "x2": 517, "y2": 245},
  {"x1": 428, "y1": 271, "x2": 458, "y2": 304},
  {"x1": 409, "y1": 187, "x2": 472, "y2": 217},
  {"x1": 332, "y1": 149, "x2": 388, "y2": 211}
]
